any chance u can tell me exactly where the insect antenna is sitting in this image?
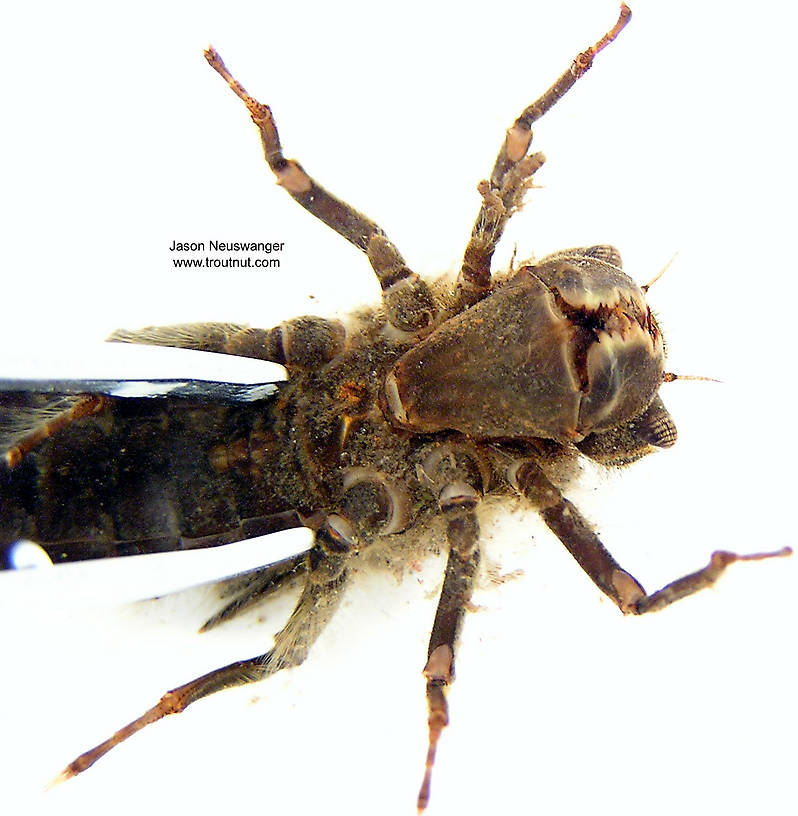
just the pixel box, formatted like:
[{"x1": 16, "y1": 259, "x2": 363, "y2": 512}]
[
  {"x1": 647, "y1": 255, "x2": 721, "y2": 386},
  {"x1": 642, "y1": 250, "x2": 679, "y2": 292},
  {"x1": 663, "y1": 372, "x2": 722, "y2": 383}
]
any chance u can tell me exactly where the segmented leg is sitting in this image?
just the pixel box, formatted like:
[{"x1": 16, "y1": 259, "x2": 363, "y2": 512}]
[
  {"x1": 455, "y1": 4, "x2": 632, "y2": 310},
  {"x1": 2, "y1": 394, "x2": 107, "y2": 469},
  {"x1": 110, "y1": 316, "x2": 346, "y2": 372},
  {"x1": 199, "y1": 551, "x2": 307, "y2": 632},
  {"x1": 415, "y1": 445, "x2": 485, "y2": 812},
  {"x1": 204, "y1": 49, "x2": 436, "y2": 334},
  {"x1": 51, "y1": 535, "x2": 349, "y2": 784},
  {"x1": 418, "y1": 504, "x2": 480, "y2": 812},
  {"x1": 510, "y1": 458, "x2": 791, "y2": 614}
]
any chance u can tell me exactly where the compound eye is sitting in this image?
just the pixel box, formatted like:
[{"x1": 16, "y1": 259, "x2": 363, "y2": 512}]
[
  {"x1": 576, "y1": 396, "x2": 677, "y2": 466},
  {"x1": 636, "y1": 397, "x2": 677, "y2": 449}
]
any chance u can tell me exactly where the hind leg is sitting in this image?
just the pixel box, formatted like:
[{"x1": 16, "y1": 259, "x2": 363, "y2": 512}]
[
  {"x1": 53, "y1": 533, "x2": 349, "y2": 784},
  {"x1": 199, "y1": 551, "x2": 307, "y2": 632}
]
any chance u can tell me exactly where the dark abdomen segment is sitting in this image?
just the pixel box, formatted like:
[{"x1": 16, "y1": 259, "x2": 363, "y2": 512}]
[{"x1": 0, "y1": 395, "x2": 301, "y2": 564}]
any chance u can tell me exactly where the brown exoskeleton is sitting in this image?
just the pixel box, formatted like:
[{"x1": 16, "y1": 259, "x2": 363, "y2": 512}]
[{"x1": 0, "y1": 4, "x2": 790, "y2": 811}]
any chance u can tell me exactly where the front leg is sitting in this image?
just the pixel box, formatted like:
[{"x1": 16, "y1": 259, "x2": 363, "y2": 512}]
[
  {"x1": 455, "y1": 4, "x2": 632, "y2": 310},
  {"x1": 510, "y1": 459, "x2": 791, "y2": 614}
]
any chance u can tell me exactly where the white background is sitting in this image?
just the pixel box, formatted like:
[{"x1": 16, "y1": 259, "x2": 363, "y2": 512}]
[{"x1": 1, "y1": 1, "x2": 796, "y2": 815}]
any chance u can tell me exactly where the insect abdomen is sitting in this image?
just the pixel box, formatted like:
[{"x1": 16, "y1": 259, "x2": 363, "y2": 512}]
[{"x1": 0, "y1": 396, "x2": 301, "y2": 564}]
